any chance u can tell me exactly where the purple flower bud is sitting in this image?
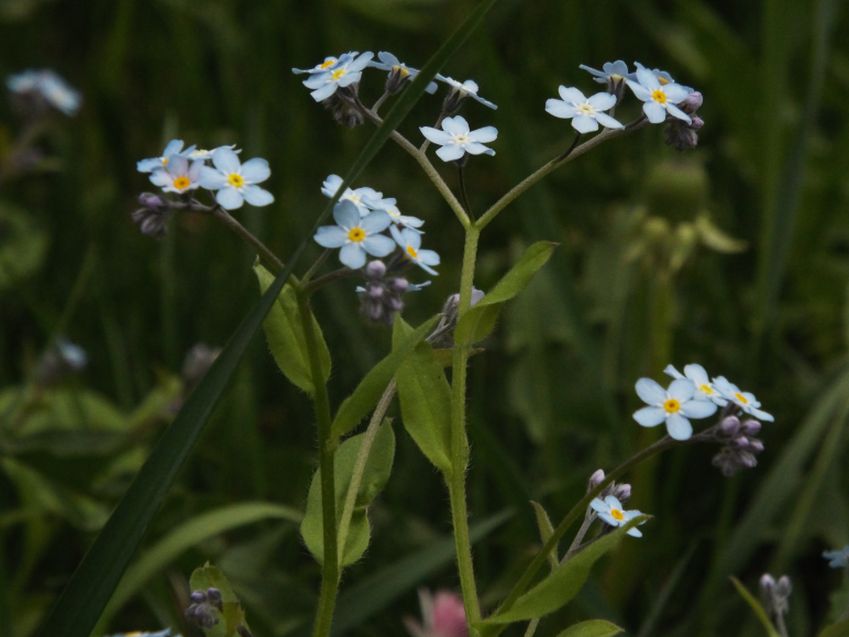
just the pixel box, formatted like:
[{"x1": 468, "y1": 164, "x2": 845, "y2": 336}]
[
  {"x1": 738, "y1": 451, "x2": 758, "y2": 469},
  {"x1": 613, "y1": 483, "x2": 632, "y2": 502},
  {"x1": 689, "y1": 115, "x2": 705, "y2": 130},
  {"x1": 588, "y1": 469, "x2": 606, "y2": 490},
  {"x1": 190, "y1": 591, "x2": 207, "y2": 603},
  {"x1": 138, "y1": 191, "x2": 166, "y2": 210},
  {"x1": 741, "y1": 419, "x2": 761, "y2": 435},
  {"x1": 759, "y1": 574, "x2": 776, "y2": 593},
  {"x1": 720, "y1": 416, "x2": 741, "y2": 436},
  {"x1": 749, "y1": 439, "x2": 765, "y2": 454},
  {"x1": 206, "y1": 587, "x2": 222, "y2": 606},
  {"x1": 680, "y1": 91, "x2": 703, "y2": 114},
  {"x1": 734, "y1": 436, "x2": 750, "y2": 448},
  {"x1": 367, "y1": 283, "x2": 385, "y2": 299},
  {"x1": 366, "y1": 303, "x2": 384, "y2": 322},
  {"x1": 387, "y1": 295, "x2": 405, "y2": 312},
  {"x1": 390, "y1": 277, "x2": 410, "y2": 294},
  {"x1": 365, "y1": 260, "x2": 387, "y2": 279}
]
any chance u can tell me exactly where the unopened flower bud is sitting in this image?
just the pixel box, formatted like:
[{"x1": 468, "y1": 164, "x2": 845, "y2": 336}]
[
  {"x1": 720, "y1": 416, "x2": 741, "y2": 436},
  {"x1": 323, "y1": 86, "x2": 365, "y2": 128},
  {"x1": 613, "y1": 483, "x2": 632, "y2": 503},
  {"x1": 138, "y1": 192, "x2": 166, "y2": 209},
  {"x1": 680, "y1": 91, "x2": 703, "y2": 114},
  {"x1": 588, "y1": 469, "x2": 606, "y2": 490},
  {"x1": 206, "y1": 587, "x2": 223, "y2": 608},
  {"x1": 776, "y1": 576, "x2": 792, "y2": 597},
  {"x1": 734, "y1": 436, "x2": 750, "y2": 448},
  {"x1": 365, "y1": 260, "x2": 387, "y2": 279},
  {"x1": 689, "y1": 115, "x2": 705, "y2": 130},
  {"x1": 759, "y1": 574, "x2": 776, "y2": 593},
  {"x1": 390, "y1": 277, "x2": 409, "y2": 294},
  {"x1": 748, "y1": 439, "x2": 765, "y2": 454},
  {"x1": 190, "y1": 591, "x2": 206, "y2": 603},
  {"x1": 385, "y1": 66, "x2": 412, "y2": 95},
  {"x1": 367, "y1": 283, "x2": 385, "y2": 299},
  {"x1": 741, "y1": 419, "x2": 761, "y2": 436}
]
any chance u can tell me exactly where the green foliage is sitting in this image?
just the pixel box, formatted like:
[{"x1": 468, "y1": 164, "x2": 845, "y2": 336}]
[
  {"x1": 254, "y1": 264, "x2": 331, "y2": 396},
  {"x1": 729, "y1": 577, "x2": 781, "y2": 637},
  {"x1": 555, "y1": 619, "x2": 624, "y2": 637},
  {"x1": 300, "y1": 422, "x2": 395, "y2": 566},
  {"x1": 455, "y1": 241, "x2": 557, "y2": 345},
  {"x1": 189, "y1": 563, "x2": 251, "y2": 637},
  {"x1": 393, "y1": 317, "x2": 452, "y2": 473},
  {"x1": 529, "y1": 500, "x2": 559, "y2": 570}
]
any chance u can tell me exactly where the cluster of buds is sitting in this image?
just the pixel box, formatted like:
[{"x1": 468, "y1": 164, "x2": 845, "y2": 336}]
[
  {"x1": 587, "y1": 468, "x2": 632, "y2": 503},
  {"x1": 664, "y1": 90, "x2": 704, "y2": 151},
  {"x1": 759, "y1": 573, "x2": 792, "y2": 630},
  {"x1": 322, "y1": 85, "x2": 365, "y2": 129},
  {"x1": 708, "y1": 414, "x2": 765, "y2": 477},
  {"x1": 357, "y1": 259, "x2": 417, "y2": 325},
  {"x1": 131, "y1": 192, "x2": 172, "y2": 239},
  {"x1": 185, "y1": 587, "x2": 222, "y2": 630}
]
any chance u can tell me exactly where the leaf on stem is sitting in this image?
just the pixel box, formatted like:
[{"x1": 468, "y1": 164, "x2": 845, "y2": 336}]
[
  {"x1": 300, "y1": 422, "x2": 395, "y2": 566},
  {"x1": 529, "y1": 500, "x2": 559, "y2": 570},
  {"x1": 393, "y1": 317, "x2": 452, "y2": 473},
  {"x1": 555, "y1": 619, "x2": 625, "y2": 637},
  {"x1": 254, "y1": 263, "x2": 331, "y2": 395},
  {"x1": 455, "y1": 241, "x2": 557, "y2": 345},
  {"x1": 330, "y1": 315, "x2": 439, "y2": 439}
]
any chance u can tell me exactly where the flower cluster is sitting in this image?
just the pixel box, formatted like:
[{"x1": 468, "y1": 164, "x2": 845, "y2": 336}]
[
  {"x1": 709, "y1": 415, "x2": 765, "y2": 476},
  {"x1": 185, "y1": 587, "x2": 222, "y2": 630},
  {"x1": 634, "y1": 363, "x2": 773, "y2": 441},
  {"x1": 587, "y1": 469, "x2": 645, "y2": 538},
  {"x1": 136, "y1": 140, "x2": 274, "y2": 211},
  {"x1": 6, "y1": 69, "x2": 81, "y2": 116}
]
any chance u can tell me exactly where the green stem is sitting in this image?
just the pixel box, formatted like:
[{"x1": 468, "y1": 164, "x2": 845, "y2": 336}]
[
  {"x1": 297, "y1": 292, "x2": 339, "y2": 637},
  {"x1": 483, "y1": 436, "x2": 677, "y2": 637},
  {"x1": 475, "y1": 120, "x2": 647, "y2": 231},
  {"x1": 337, "y1": 380, "x2": 397, "y2": 555},
  {"x1": 448, "y1": 227, "x2": 482, "y2": 627}
]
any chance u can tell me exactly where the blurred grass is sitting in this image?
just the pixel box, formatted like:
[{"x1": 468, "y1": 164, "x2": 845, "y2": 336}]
[{"x1": 2, "y1": 0, "x2": 849, "y2": 636}]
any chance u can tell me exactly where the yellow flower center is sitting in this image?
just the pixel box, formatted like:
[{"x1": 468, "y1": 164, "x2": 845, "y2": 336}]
[
  {"x1": 347, "y1": 227, "x2": 366, "y2": 243},
  {"x1": 161, "y1": 156, "x2": 169, "y2": 166},
  {"x1": 700, "y1": 384, "x2": 714, "y2": 395},
  {"x1": 734, "y1": 392, "x2": 749, "y2": 405},
  {"x1": 227, "y1": 173, "x2": 245, "y2": 188},
  {"x1": 331, "y1": 68, "x2": 347, "y2": 81},
  {"x1": 658, "y1": 76, "x2": 670, "y2": 86},
  {"x1": 651, "y1": 88, "x2": 668, "y2": 104},
  {"x1": 172, "y1": 175, "x2": 191, "y2": 191},
  {"x1": 393, "y1": 64, "x2": 410, "y2": 77},
  {"x1": 577, "y1": 102, "x2": 596, "y2": 115},
  {"x1": 319, "y1": 58, "x2": 337, "y2": 70},
  {"x1": 610, "y1": 508, "x2": 625, "y2": 521},
  {"x1": 406, "y1": 245, "x2": 418, "y2": 259},
  {"x1": 663, "y1": 398, "x2": 681, "y2": 413}
]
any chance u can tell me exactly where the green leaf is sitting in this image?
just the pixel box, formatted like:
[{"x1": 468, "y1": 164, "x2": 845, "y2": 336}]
[
  {"x1": 818, "y1": 620, "x2": 849, "y2": 637},
  {"x1": 393, "y1": 317, "x2": 452, "y2": 472},
  {"x1": 729, "y1": 577, "x2": 780, "y2": 637},
  {"x1": 330, "y1": 315, "x2": 438, "y2": 439},
  {"x1": 300, "y1": 423, "x2": 395, "y2": 566},
  {"x1": 483, "y1": 516, "x2": 648, "y2": 624},
  {"x1": 529, "y1": 501, "x2": 559, "y2": 570},
  {"x1": 98, "y1": 502, "x2": 301, "y2": 630},
  {"x1": 555, "y1": 619, "x2": 624, "y2": 637},
  {"x1": 34, "y1": 1, "x2": 498, "y2": 633},
  {"x1": 189, "y1": 563, "x2": 250, "y2": 637},
  {"x1": 254, "y1": 263, "x2": 331, "y2": 395},
  {"x1": 455, "y1": 241, "x2": 557, "y2": 345}
]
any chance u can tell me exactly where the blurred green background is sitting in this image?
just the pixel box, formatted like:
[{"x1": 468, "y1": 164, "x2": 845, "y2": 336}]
[{"x1": 2, "y1": 0, "x2": 849, "y2": 635}]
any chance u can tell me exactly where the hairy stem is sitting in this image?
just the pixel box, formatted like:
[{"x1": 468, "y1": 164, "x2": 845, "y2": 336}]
[
  {"x1": 448, "y1": 227, "x2": 482, "y2": 627},
  {"x1": 297, "y1": 293, "x2": 339, "y2": 637}
]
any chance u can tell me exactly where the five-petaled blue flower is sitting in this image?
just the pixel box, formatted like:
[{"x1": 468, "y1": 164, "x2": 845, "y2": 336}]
[
  {"x1": 391, "y1": 226, "x2": 440, "y2": 275},
  {"x1": 369, "y1": 51, "x2": 437, "y2": 94},
  {"x1": 545, "y1": 87, "x2": 623, "y2": 133},
  {"x1": 314, "y1": 201, "x2": 395, "y2": 269},
  {"x1": 664, "y1": 363, "x2": 728, "y2": 406},
  {"x1": 713, "y1": 376, "x2": 774, "y2": 422},
  {"x1": 137, "y1": 139, "x2": 195, "y2": 174},
  {"x1": 626, "y1": 66, "x2": 691, "y2": 124},
  {"x1": 291, "y1": 53, "x2": 351, "y2": 76},
  {"x1": 198, "y1": 147, "x2": 274, "y2": 210},
  {"x1": 591, "y1": 495, "x2": 645, "y2": 537},
  {"x1": 149, "y1": 155, "x2": 204, "y2": 194},
  {"x1": 420, "y1": 116, "x2": 498, "y2": 162},
  {"x1": 321, "y1": 174, "x2": 384, "y2": 216},
  {"x1": 579, "y1": 60, "x2": 631, "y2": 85},
  {"x1": 301, "y1": 51, "x2": 374, "y2": 102},
  {"x1": 633, "y1": 377, "x2": 717, "y2": 440}
]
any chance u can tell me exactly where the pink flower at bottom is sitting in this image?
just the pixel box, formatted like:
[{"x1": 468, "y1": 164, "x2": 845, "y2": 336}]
[{"x1": 404, "y1": 589, "x2": 468, "y2": 637}]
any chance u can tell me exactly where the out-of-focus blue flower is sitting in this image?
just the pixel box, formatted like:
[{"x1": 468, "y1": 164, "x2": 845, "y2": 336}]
[
  {"x1": 321, "y1": 174, "x2": 384, "y2": 217},
  {"x1": 186, "y1": 145, "x2": 240, "y2": 161},
  {"x1": 301, "y1": 51, "x2": 374, "y2": 102},
  {"x1": 579, "y1": 60, "x2": 630, "y2": 84},
  {"x1": 633, "y1": 377, "x2": 717, "y2": 440},
  {"x1": 7, "y1": 69, "x2": 81, "y2": 115},
  {"x1": 149, "y1": 155, "x2": 204, "y2": 194},
  {"x1": 590, "y1": 495, "x2": 644, "y2": 537},
  {"x1": 371, "y1": 196, "x2": 424, "y2": 231},
  {"x1": 626, "y1": 66, "x2": 691, "y2": 124},
  {"x1": 664, "y1": 363, "x2": 728, "y2": 406},
  {"x1": 314, "y1": 201, "x2": 395, "y2": 269},
  {"x1": 545, "y1": 86, "x2": 623, "y2": 133},
  {"x1": 419, "y1": 115, "x2": 497, "y2": 162},
  {"x1": 137, "y1": 139, "x2": 196, "y2": 174},
  {"x1": 369, "y1": 51, "x2": 438, "y2": 94},
  {"x1": 823, "y1": 545, "x2": 849, "y2": 569},
  {"x1": 435, "y1": 75, "x2": 497, "y2": 110},
  {"x1": 391, "y1": 226, "x2": 440, "y2": 275},
  {"x1": 198, "y1": 147, "x2": 274, "y2": 210},
  {"x1": 713, "y1": 376, "x2": 774, "y2": 422}
]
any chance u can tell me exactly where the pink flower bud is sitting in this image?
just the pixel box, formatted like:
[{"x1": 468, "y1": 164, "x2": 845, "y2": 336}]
[{"x1": 431, "y1": 591, "x2": 468, "y2": 637}]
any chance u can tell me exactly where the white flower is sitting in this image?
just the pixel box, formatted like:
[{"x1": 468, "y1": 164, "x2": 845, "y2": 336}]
[
  {"x1": 301, "y1": 51, "x2": 374, "y2": 102},
  {"x1": 545, "y1": 86, "x2": 624, "y2": 133},
  {"x1": 371, "y1": 196, "x2": 424, "y2": 231},
  {"x1": 633, "y1": 377, "x2": 717, "y2": 440},
  {"x1": 7, "y1": 69, "x2": 81, "y2": 115},
  {"x1": 368, "y1": 51, "x2": 438, "y2": 94},
  {"x1": 198, "y1": 147, "x2": 274, "y2": 210},
  {"x1": 391, "y1": 227, "x2": 440, "y2": 275},
  {"x1": 320, "y1": 174, "x2": 384, "y2": 216},
  {"x1": 590, "y1": 495, "x2": 644, "y2": 537},
  {"x1": 419, "y1": 116, "x2": 497, "y2": 163},
  {"x1": 435, "y1": 75, "x2": 497, "y2": 109},
  {"x1": 314, "y1": 201, "x2": 395, "y2": 269},
  {"x1": 664, "y1": 363, "x2": 727, "y2": 406},
  {"x1": 625, "y1": 66, "x2": 691, "y2": 124},
  {"x1": 137, "y1": 139, "x2": 196, "y2": 174},
  {"x1": 149, "y1": 155, "x2": 204, "y2": 194},
  {"x1": 713, "y1": 376, "x2": 774, "y2": 422},
  {"x1": 579, "y1": 60, "x2": 630, "y2": 85}
]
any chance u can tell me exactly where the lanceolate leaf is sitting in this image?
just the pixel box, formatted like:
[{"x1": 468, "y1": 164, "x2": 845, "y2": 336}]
[
  {"x1": 330, "y1": 315, "x2": 438, "y2": 439},
  {"x1": 483, "y1": 516, "x2": 648, "y2": 625},
  {"x1": 555, "y1": 619, "x2": 624, "y2": 637},
  {"x1": 455, "y1": 241, "x2": 557, "y2": 345},
  {"x1": 393, "y1": 317, "x2": 452, "y2": 473},
  {"x1": 300, "y1": 423, "x2": 395, "y2": 566},
  {"x1": 254, "y1": 264, "x2": 331, "y2": 395}
]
